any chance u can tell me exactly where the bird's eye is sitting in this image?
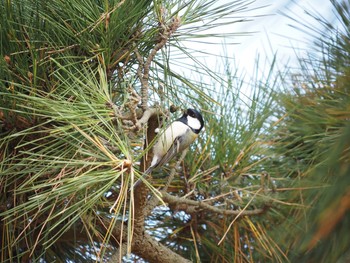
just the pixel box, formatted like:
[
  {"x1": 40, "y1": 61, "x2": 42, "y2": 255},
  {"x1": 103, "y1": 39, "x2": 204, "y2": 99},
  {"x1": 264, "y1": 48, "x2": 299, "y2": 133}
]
[{"x1": 188, "y1": 110, "x2": 195, "y2": 117}]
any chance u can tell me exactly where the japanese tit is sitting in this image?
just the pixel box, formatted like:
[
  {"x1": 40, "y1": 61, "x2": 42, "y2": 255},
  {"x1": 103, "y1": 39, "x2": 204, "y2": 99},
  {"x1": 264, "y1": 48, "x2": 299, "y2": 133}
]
[{"x1": 134, "y1": 108, "x2": 204, "y2": 188}]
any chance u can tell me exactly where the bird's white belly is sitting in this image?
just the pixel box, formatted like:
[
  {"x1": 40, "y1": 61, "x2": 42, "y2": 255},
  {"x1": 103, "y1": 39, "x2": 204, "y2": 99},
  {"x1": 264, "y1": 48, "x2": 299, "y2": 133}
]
[{"x1": 153, "y1": 121, "x2": 196, "y2": 157}]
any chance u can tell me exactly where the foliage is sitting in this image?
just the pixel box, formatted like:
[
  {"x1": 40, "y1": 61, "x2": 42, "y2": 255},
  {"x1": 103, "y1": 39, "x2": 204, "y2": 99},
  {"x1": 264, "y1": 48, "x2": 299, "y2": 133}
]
[
  {"x1": 269, "y1": 1, "x2": 350, "y2": 261},
  {"x1": 0, "y1": 0, "x2": 275, "y2": 262},
  {"x1": 146, "y1": 62, "x2": 284, "y2": 262},
  {"x1": 1, "y1": 0, "x2": 350, "y2": 262}
]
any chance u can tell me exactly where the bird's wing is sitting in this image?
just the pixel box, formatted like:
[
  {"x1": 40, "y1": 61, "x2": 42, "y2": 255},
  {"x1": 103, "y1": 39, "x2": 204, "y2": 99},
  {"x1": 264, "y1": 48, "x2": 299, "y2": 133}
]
[
  {"x1": 153, "y1": 134, "x2": 183, "y2": 170},
  {"x1": 133, "y1": 123, "x2": 189, "y2": 190},
  {"x1": 132, "y1": 137, "x2": 181, "y2": 189}
]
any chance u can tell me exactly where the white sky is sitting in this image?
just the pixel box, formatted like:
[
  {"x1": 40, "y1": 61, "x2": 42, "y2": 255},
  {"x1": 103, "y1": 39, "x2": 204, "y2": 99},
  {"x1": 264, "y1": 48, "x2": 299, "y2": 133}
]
[
  {"x1": 178, "y1": 0, "x2": 338, "y2": 80},
  {"x1": 232, "y1": 0, "x2": 336, "y2": 74}
]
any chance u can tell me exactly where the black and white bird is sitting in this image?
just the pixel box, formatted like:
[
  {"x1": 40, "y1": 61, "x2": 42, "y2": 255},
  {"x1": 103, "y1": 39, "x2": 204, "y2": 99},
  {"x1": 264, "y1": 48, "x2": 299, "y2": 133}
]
[{"x1": 134, "y1": 108, "x2": 204, "y2": 188}]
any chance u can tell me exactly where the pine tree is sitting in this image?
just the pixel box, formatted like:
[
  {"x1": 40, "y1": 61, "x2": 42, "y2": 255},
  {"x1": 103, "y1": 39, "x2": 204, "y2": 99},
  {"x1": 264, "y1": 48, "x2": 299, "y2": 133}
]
[
  {"x1": 0, "y1": 0, "x2": 276, "y2": 262},
  {"x1": 1, "y1": 0, "x2": 349, "y2": 262}
]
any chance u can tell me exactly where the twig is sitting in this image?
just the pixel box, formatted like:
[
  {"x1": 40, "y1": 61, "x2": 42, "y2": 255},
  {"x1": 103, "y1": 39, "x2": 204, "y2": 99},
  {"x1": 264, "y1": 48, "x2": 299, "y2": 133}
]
[
  {"x1": 82, "y1": 0, "x2": 126, "y2": 34},
  {"x1": 135, "y1": 47, "x2": 144, "y2": 86},
  {"x1": 135, "y1": 16, "x2": 181, "y2": 110},
  {"x1": 161, "y1": 191, "x2": 269, "y2": 217},
  {"x1": 217, "y1": 189, "x2": 263, "y2": 245}
]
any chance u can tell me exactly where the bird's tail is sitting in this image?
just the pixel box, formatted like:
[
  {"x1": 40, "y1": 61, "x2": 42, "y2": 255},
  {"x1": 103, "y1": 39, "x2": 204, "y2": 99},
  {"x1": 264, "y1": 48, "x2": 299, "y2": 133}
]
[{"x1": 131, "y1": 166, "x2": 153, "y2": 189}]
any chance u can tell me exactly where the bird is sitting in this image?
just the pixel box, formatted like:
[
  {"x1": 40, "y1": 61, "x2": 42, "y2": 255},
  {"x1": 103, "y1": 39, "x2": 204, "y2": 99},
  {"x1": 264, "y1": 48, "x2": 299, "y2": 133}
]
[{"x1": 133, "y1": 108, "x2": 204, "y2": 188}]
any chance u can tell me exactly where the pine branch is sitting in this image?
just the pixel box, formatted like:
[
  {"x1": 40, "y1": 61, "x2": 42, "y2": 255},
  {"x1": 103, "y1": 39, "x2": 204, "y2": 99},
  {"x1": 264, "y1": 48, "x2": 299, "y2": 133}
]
[
  {"x1": 136, "y1": 16, "x2": 181, "y2": 110},
  {"x1": 108, "y1": 228, "x2": 193, "y2": 263},
  {"x1": 132, "y1": 232, "x2": 191, "y2": 263},
  {"x1": 161, "y1": 192, "x2": 270, "y2": 217}
]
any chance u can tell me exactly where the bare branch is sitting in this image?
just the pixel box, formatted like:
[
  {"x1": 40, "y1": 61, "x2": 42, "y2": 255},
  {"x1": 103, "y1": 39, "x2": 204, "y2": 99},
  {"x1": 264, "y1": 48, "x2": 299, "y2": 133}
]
[
  {"x1": 133, "y1": 232, "x2": 191, "y2": 263},
  {"x1": 107, "y1": 224, "x2": 192, "y2": 263},
  {"x1": 136, "y1": 16, "x2": 181, "y2": 110},
  {"x1": 135, "y1": 46, "x2": 144, "y2": 78},
  {"x1": 136, "y1": 108, "x2": 162, "y2": 127},
  {"x1": 161, "y1": 192, "x2": 270, "y2": 217}
]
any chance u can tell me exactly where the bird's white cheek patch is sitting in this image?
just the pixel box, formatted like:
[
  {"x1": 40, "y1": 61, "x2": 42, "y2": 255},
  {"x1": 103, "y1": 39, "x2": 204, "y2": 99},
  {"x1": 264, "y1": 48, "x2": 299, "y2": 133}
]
[{"x1": 187, "y1": 116, "x2": 201, "y2": 130}]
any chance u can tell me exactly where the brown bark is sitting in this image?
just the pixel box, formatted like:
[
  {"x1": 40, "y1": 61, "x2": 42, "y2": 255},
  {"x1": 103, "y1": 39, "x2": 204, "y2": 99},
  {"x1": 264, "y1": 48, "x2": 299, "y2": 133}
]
[{"x1": 133, "y1": 232, "x2": 191, "y2": 263}]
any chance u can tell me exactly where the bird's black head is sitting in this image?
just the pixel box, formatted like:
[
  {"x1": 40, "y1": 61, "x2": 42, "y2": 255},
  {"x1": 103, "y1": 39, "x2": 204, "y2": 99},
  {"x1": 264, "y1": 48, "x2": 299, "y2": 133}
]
[{"x1": 179, "y1": 108, "x2": 204, "y2": 134}]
